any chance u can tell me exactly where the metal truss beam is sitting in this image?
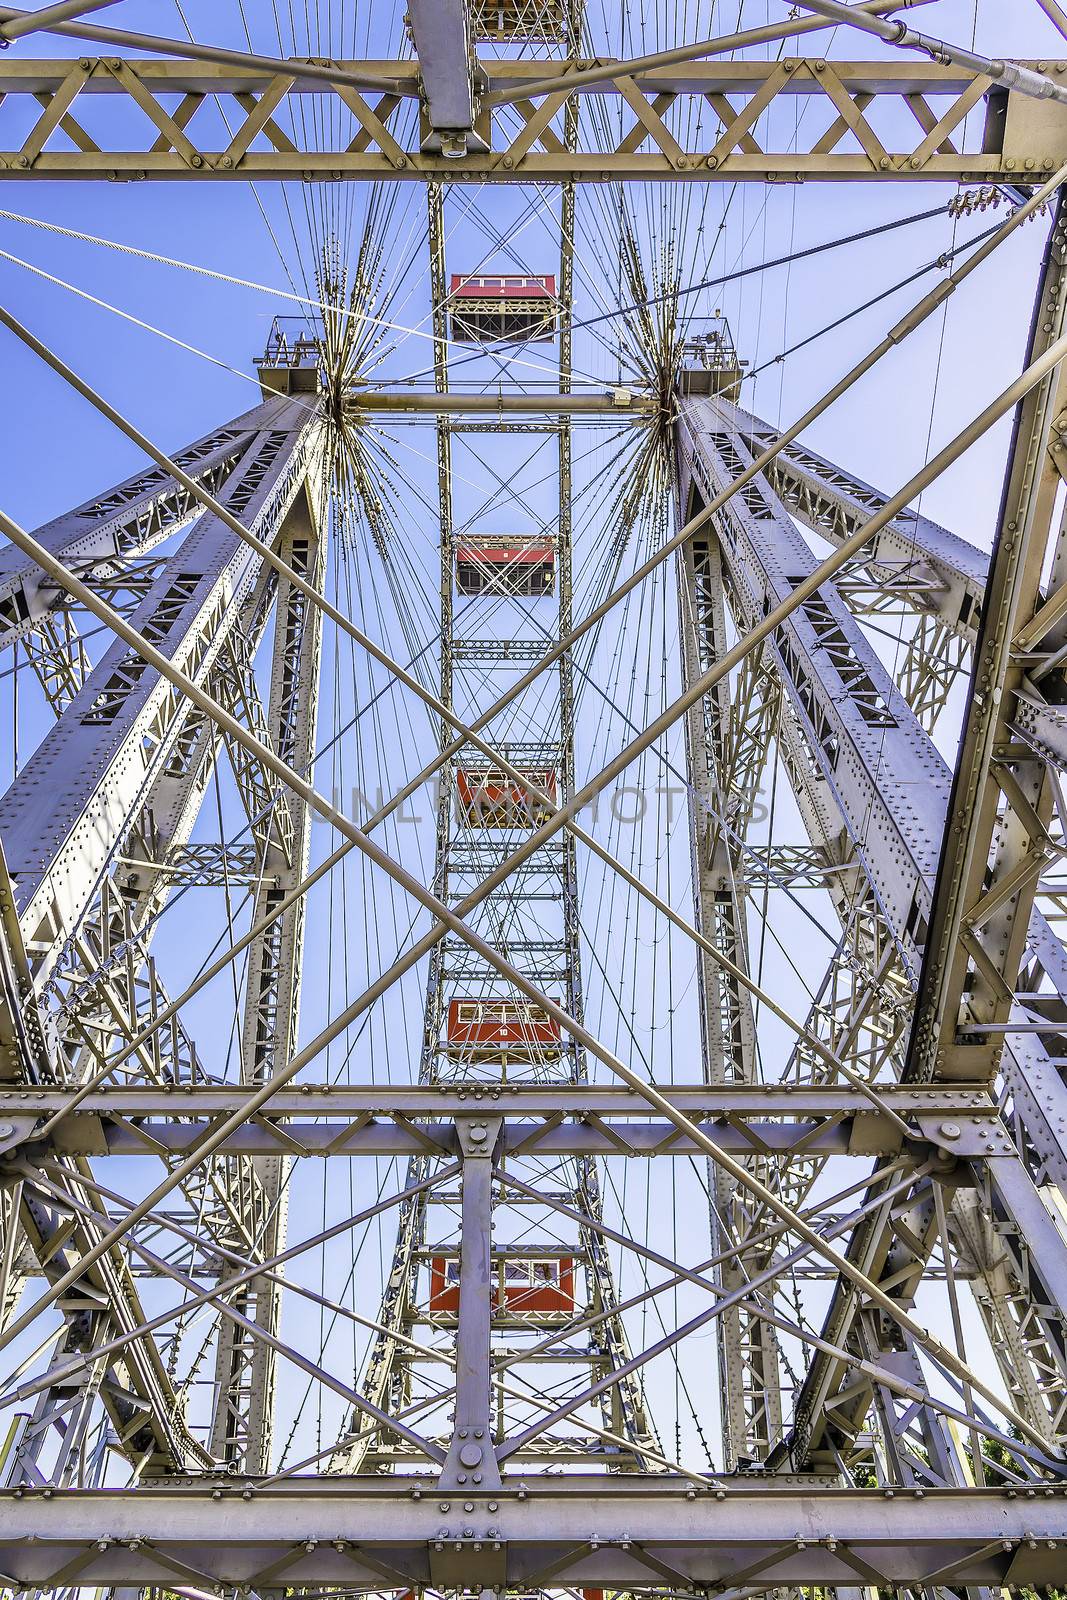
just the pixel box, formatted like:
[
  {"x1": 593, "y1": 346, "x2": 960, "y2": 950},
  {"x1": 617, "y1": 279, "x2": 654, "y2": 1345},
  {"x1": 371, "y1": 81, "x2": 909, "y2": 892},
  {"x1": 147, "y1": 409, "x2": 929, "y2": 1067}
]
[
  {"x1": 5, "y1": 1161, "x2": 205, "y2": 1478},
  {"x1": 0, "y1": 58, "x2": 1063, "y2": 180},
  {"x1": 340, "y1": 143, "x2": 658, "y2": 1478},
  {"x1": 0, "y1": 407, "x2": 263, "y2": 653},
  {"x1": 0, "y1": 1084, "x2": 1006, "y2": 1159},
  {"x1": 0, "y1": 399, "x2": 318, "y2": 984},
  {"x1": 739, "y1": 405, "x2": 988, "y2": 644},
  {"x1": 207, "y1": 477, "x2": 325, "y2": 1473},
  {"x1": 0, "y1": 386, "x2": 326, "y2": 1483},
  {"x1": 1, "y1": 1479, "x2": 1065, "y2": 1588},
  {"x1": 677, "y1": 523, "x2": 784, "y2": 1465}
]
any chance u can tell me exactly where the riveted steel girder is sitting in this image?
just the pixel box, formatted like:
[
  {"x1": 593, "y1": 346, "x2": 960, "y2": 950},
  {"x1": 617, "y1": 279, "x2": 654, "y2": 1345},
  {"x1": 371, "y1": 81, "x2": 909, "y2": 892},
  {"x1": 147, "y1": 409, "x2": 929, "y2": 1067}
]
[
  {"x1": 0, "y1": 58, "x2": 1065, "y2": 180},
  {"x1": 0, "y1": 399, "x2": 320, "y2": 984},
  {"x1": 1, "y1": 1479, "x2": 1065, "y2": 1588},
  {"x1": 0, "y1": 1085, "x2": 1007, "y2": 1159}
]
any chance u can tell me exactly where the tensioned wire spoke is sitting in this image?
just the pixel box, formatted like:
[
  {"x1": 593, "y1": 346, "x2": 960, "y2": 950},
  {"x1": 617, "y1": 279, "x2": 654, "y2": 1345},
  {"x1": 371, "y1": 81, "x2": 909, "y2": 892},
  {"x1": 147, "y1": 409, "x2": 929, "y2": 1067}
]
[{"x1": 0, "y1": 209, "x2": 614, "y2": 389}]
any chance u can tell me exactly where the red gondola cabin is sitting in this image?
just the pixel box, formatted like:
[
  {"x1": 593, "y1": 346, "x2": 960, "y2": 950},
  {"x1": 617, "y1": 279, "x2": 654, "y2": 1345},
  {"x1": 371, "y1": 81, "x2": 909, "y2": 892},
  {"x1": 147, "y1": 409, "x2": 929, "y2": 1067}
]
[
  {"x1": 448, "y1": 274, "x2": 558, "y2": 342},
  {"x1": 455, "y1": 534, "x2": 555, "y2": 597},
  {"x1": 457, "y1": 767, "x2": 557, "y2": 827},
  {"x1": 429, "y1": 1255, "x2": 575, "y2": 1314},
  {"x1": 446, "y1": 997, "x2": 562, "y2": 1055}
]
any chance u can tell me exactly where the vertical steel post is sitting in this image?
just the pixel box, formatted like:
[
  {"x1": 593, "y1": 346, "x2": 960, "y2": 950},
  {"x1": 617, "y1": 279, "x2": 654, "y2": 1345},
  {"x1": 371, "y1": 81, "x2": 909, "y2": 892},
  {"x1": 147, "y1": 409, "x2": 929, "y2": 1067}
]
[{"x1": 438, "y1": 1118, "x2": 502, "y2": 1490}]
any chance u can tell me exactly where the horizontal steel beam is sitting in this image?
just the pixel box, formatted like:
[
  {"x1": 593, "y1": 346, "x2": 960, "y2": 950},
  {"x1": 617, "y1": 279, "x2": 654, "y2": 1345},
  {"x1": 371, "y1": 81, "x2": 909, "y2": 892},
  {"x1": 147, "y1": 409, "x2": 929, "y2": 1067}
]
[
  {"x1": 1, "y1": 1479, "x2": 1064, "y2": 1587},
  {"x1": 0, "y1": 1081, "x2": 996, "y2": 1117},
  {"x1": 0, "y1": 1084, "x2": 1007, "y2": 1159},
  {"x1": 0, "y1": 57, "x2": 1020, "y2": 97},
  {"x1": 348, "y1": 390, "x2": 653, "y2": 414},
  {"x1": 0, "y1": 57, "x2": 1063, "y2": 180}
]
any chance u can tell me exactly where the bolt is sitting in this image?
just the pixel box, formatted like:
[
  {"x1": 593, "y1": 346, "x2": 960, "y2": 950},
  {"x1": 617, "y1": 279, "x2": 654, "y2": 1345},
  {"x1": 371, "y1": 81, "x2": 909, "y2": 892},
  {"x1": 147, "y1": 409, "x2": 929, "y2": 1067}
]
[
  {"x1": 0, "y1": 1124, "x2": 13, "y2": 1138},
  {"x1": 938, "y1": 1122, "x2": 961, "y2": 1140}
]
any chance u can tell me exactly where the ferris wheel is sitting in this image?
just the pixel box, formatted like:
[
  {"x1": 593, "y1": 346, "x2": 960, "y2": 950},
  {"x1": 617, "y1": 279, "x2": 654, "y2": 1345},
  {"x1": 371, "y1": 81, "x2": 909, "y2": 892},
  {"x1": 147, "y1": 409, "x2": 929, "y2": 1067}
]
[{"x1": 0, "y1": 2, "x2": 1067, "y2": 1597}]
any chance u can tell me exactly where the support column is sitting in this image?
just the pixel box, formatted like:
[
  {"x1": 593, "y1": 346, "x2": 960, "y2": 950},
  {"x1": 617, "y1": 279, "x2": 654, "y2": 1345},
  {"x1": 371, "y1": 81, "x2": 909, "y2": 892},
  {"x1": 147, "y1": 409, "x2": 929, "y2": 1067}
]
[
  {"x1": 208, "y1": 478, "x2": 326, "y2": 1472},
  {"x1": 438, "y1": 1117, "x2": 502, "y2": 1492},
  {"x1": 676, "y1": 501, "x2": 784, "y2": 1467}
]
